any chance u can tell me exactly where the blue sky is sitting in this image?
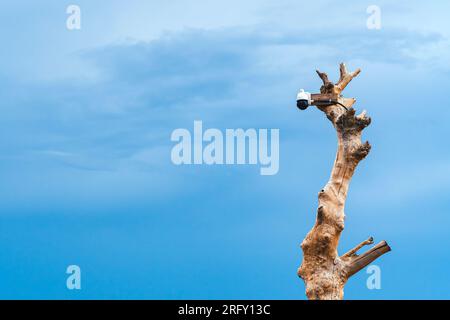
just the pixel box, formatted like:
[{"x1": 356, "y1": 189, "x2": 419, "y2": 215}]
[{"x1": 1, "y1": 0, "x2": 450, "y2": 299}]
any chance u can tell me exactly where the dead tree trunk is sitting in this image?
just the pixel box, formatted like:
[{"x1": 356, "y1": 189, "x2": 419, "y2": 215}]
[{"x1": 297, "y1": 63, "x2": 391, "y2": 300}]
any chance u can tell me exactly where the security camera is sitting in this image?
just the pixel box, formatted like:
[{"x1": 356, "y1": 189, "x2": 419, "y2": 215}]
[
  {"x1": 296, "y1": 89, "x2": 311, "y2": 110},
  {"x1": 296, "y1": 90, "x2": 349, "y2": 111}
]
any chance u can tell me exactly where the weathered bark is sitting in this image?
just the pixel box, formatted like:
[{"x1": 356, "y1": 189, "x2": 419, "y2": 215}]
[{"x1": 297, "y1": 63, "x2": 391, "y2": 300}]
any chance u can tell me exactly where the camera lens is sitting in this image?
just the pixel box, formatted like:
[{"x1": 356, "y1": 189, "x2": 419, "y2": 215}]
[{"x1": 297, "y1": 100, "x2": 309, "y2": 110}]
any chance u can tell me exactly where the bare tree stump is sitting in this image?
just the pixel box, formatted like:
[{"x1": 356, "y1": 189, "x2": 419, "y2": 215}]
[{"x1": 297, "y1": 63, "x2": 391, "y2": 300}]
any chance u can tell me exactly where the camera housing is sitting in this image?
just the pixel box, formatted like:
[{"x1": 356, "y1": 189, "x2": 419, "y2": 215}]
[
  {"x1": 296, "y1": 89, "x2": 311, "y2": 110},
  {"x1": 296, "y1": 90, "x2": 344, "y2": 111}
]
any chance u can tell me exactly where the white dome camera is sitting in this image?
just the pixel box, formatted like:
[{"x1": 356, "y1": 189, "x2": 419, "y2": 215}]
[{"x1": 296, "y1": 89, "x2": 311, "y2": 110}]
